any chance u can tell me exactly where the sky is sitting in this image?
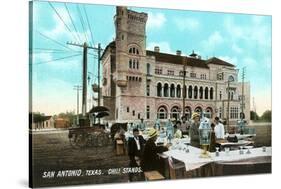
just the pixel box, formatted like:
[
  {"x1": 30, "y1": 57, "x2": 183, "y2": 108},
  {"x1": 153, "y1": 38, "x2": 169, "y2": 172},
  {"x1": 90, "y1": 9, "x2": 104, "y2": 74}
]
[{"x1": 31, "y1": 1, "x2": 272, "y2": 116}]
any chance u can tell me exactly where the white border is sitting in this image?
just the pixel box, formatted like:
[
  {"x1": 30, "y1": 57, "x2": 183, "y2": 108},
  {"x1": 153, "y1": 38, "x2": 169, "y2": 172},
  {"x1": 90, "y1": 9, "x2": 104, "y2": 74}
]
[{"x1": 0, "y1": 0, "x2": 279, "y2": 189}]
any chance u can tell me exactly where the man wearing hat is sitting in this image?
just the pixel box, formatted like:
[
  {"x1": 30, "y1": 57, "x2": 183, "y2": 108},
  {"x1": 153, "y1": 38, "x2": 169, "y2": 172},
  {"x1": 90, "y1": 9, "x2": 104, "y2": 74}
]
[
  {"x1": 189, "y1": 112, "x2": 201, "y2": 148},
  {"x1": 141, "y1": 128, "x2": 170, "y2": 175}
]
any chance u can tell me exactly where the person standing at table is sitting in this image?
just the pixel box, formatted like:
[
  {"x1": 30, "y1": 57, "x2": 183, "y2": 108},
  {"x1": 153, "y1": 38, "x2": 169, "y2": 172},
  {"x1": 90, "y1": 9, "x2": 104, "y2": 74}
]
[
  {"x1": 214, "y1": 116, "x2": 225, "y2": 139},
  {"x1": 141, "y1": 128, "x2": 170, "y2": 175},
  {"x1": 189, "y1": 112, "x2": 201, "y2": 148},
  {"x1": 174, "y1": 121, "x2": 182, "y2": 139},
  {"x1": 128, "y1": 128, "x2": 146, "y2": 181},
  {"x1": 180, "y1": 116, "x2": 190, "y2": 135}
]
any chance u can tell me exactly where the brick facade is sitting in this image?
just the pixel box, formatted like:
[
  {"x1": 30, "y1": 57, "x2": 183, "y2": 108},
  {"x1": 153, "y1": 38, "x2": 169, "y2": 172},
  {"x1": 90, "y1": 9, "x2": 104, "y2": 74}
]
[{"x1": 101, "y1": 6, "x2": 250, "y2": 126}]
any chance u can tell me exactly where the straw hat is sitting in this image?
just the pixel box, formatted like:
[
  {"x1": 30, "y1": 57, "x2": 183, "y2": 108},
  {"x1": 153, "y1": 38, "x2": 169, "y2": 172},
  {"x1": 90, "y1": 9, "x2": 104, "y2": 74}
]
[
  {"x1": 148, "y1": 128, "x2": 158, "y2": 138},
  {"x1": 192, "y1": 112, "x2": 200, "y2": 120}
]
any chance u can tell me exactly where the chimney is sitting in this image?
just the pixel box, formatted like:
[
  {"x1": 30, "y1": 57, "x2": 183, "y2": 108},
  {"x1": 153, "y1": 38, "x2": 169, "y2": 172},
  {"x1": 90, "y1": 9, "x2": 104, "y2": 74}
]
[
  {"x1": 154, "y1": 46, "x2": 160, "y2": 52},
  {"x1": 176, "y1": 50, "x2": 182, "y2": 56}
]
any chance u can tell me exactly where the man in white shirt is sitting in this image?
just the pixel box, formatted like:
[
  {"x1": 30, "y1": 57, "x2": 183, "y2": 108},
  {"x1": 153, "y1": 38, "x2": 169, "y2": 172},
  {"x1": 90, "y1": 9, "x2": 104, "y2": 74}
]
[{"x1": 214, "y1": 117, "x2": 225, "y2": 139}]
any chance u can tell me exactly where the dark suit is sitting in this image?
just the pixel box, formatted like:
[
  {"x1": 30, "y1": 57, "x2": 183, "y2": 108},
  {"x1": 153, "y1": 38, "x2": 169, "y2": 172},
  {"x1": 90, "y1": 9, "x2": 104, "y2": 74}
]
[
  {"x1": 127, "y1": 136, "x2": 146, "y2": 181},
  {"x1": 141, "y1": 138, "x2": 168, "y2": 174}
]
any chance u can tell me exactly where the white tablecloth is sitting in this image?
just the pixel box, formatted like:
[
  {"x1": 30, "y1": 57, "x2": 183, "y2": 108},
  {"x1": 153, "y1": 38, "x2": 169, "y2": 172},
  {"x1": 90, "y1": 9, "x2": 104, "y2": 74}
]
[{"x1": 164, "y1": 146, "x2": 271, "y2": 171}]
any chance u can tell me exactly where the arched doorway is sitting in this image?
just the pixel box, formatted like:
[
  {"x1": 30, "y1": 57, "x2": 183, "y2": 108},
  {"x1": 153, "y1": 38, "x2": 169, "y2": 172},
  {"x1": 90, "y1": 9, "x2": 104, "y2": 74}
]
[
  {"x1": 205, "y1": 107, "x2": 213, "y2": 119},
  {"x1": 157, "y1": 106, "x2": 168, "y2": 119},
  {"x1": 194, "y1": 106, "x2": 203, "y2": 117},
  {"x1": 170, "y1": 106, "x2": 181, "y2": 120}
]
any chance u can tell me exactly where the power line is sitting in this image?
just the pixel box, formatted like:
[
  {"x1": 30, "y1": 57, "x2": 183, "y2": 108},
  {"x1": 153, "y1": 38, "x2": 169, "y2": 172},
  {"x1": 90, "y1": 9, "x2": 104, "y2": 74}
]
[
  {"x1": 48, "y1": 2, "x2": 79, "y2": 43},
  {"x1": 83, "y1": 5, "x2": 95, "y2": 46},
  {"x1": 36, "y1": 30, "x2": 75, "y2": 52},
  {"x1": 33, "y1": 48, "x2": 74, "y2": 52},
  {"x1": 76, "y1": 4, "x2": 89, "y2": 43},
  {"x1": 64, "y1": 3, "x2": 82, "y2": 43},
  {"x1": 32, "y1": 53, "x2": 82, "y2": 65}
]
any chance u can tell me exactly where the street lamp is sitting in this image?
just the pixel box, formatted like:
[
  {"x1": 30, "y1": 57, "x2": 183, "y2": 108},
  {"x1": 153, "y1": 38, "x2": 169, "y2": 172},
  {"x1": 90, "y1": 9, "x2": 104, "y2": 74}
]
[{"x1": 199, "y1": 114, "x2": 212, "y2": 158}]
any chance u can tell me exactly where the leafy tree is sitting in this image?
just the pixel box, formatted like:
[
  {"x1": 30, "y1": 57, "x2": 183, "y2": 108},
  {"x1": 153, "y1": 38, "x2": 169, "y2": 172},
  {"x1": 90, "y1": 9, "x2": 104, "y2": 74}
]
[
  {"x1": 250, "y1": 111, "x2": 259, "y2": 120},
  {"x1": 33, "y1": 112, "x2": 45, "y2": 123},
  {"x1": 55, "y1": 111, "x2": 76, "y2": 125},
  {"x1": 261, "y1": 110, "x2": 271, "y2": 122}
]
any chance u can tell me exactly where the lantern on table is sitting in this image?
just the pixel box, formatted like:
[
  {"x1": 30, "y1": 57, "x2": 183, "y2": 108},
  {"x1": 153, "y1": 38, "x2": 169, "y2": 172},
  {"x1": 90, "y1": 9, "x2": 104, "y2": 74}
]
[{"x1": 199, "y1": 115, "x2": 212, "y2": 158}]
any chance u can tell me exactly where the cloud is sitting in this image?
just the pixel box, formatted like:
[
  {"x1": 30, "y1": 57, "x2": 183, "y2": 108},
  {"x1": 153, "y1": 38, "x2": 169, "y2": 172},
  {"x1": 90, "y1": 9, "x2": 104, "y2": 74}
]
[
  {"x1": 174, "y1": 17, "x2": 200, "y2": 32},
  {"x1": 231, "y1": 43, "x2": 243, "y2": 54},
  {"x1": 146, "y1": 12, "x2": 166, "y2": 30},
  {"x1": 201, "y1": 31, "x2": 224, "y2": 52},
  {"x1": 147, "y1": 41, "x2": 173, "y2": 54}
]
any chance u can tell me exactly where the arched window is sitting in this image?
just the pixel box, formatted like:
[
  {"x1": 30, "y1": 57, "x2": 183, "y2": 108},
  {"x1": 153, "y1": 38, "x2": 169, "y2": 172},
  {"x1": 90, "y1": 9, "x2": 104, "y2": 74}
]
[
  {"x1": 136, "y1": 60, "x2": 139, "y2": 69},
  {"x1": 157, "y1": 106, "x2": 167, "y2": 119},
  {"x1": 183, "y1": 85, "x2": 187, "y2": 98},
  {"x1": 210, "y1": 87, "x2": 214, "y2": 100},
  {"x1": 205, "y1": 87, "x2": 209, "y2": 99},
  {"x1": 129, "y1": 47, "x2": 140, "y2": 55},
  {"x1": 231, "y1": 91, "x2": 234, "y2": 100},
  {"x1": 228, "y1": 75, "x2": 235, "y2": 82},
  {"x1": 176, "y1": 85, "x2": 181, "y2": 98},
  {"x1": 195, "y1": 107, "x2": 203, "y2": 116},
  {"x1": 199, "y1": 87, "x2": 203, "y2": 99},
  {"x1": 164, "y1": 83, "x2": 169, "y2": 97},
  {"x1": 184, "y1": 106, "x2": 192, "y2": 120},
  {"x1": 171, "y1": 106, "x2": 180, "y2": 120},
  {"x1": 194, "y1": 86, "x2": 198, "y2": 99},
  {"x1": 219, "y1": 91, "x2": 222, "y2": 100},
  {"x1": 129, "y1": 59, "x2": 132, "y2": 68},
  {"x1": 170, "y1": 84, "x2": 175, "y2": 98},
  {"x1": 188, "y1": 85, "x2": 193, "y2": 99},
  {"x1": 157, "y1": 83, "x2": 162, "y2": 97},
  {"x1": 133, "y1": 59, "x2": 135, "y2": 69}
]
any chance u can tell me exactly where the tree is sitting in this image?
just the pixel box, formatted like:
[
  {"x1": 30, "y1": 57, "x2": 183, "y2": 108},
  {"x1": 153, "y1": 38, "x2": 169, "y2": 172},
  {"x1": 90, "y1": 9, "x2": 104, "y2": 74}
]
[
  {"x1": 250, "y1": 111, "x2": 259, "y2": 120},
  {"x1": 55, "y1": 111, "x2": 76, "y2": 125},
  {"x1": 261, "y1": 110, "x2": 271, "y2": 122},
  {"x1": 33, "y1": 112, "x2": 45, "y2": 123}
]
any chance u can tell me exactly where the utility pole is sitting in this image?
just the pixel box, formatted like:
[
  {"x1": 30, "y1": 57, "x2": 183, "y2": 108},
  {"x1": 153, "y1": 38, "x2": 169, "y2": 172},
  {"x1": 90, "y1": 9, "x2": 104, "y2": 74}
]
[
  {"x1": 73, "y1": 85, "x2": 82, "y2": 125},
  {"x1": 182, "y1": 57, "x2": 187, "y2": 118},
  {"x1": 227, "y1": 80, "x2": 230, "y2": 132},
  {"x1": 97, "y1": 43, "x2": 101, "y2": 107},
  {"x1": 241, "y1": 67, "x2": 246, "y2": 114}
]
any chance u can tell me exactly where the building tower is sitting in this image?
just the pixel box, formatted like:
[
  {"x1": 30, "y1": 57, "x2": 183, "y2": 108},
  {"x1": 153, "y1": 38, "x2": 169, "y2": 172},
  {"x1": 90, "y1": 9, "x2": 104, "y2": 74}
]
[{"x1": 114, "y1": 7, "x2": 148, "y2": 121}]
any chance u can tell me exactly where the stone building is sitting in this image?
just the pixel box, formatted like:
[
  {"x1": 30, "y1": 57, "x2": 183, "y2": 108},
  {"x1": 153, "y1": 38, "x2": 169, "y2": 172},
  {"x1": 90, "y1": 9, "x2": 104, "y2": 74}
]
[{"x1": 101, "y1": 6, "x2": 250, "y2": 126}]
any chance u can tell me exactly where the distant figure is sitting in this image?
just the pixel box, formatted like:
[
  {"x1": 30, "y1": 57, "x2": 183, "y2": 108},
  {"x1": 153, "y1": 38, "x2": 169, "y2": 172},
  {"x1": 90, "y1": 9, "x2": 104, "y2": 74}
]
[
  {"x1": 189, "y1": 112, "x2": 201, "y2": 148},
  {"x1": 128, "y1": 128, "x2": 146, "y2": 181},
  {"x1": 165, "y1": 119, "x2": 174, "y2": 140},
  {"x1": 214, "y1": 116, "x2": 225, "y2": 139},
  {"x1": 154, "y1": 119, "x2": 161, "y2": 131},
  {"x1": 180, "y1": 116, "x2": 190, "y2": 135},
  {"x1": 174, "y1": 121, "x2": 182, "y2": 139},
  {"x1": 138, "y1": 118, "x2": 146, "y2": 131},
  {"x1": 141, "y1": 128, "x2": 169, "y2": 175}
]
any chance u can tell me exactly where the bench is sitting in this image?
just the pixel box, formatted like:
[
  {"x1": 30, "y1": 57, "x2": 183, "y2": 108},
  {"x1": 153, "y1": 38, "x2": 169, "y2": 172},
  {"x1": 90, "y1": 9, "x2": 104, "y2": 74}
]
[
  {"x1": 144, "y1": 171, "x2": 165, "y2": 181},
  {"x1": 116, "y1": 139, "x2": 125, "y2": 155}
]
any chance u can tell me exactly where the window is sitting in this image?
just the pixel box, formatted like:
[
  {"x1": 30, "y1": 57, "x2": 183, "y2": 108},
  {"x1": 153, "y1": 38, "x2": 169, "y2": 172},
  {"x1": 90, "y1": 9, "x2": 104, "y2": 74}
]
[
  {"x1": 199, "y1": 87, "x2": 203, "y2": 99},
  {"x1": 167, "y1": 70, "x2": 174, "y2": 76},
  {"x1": 171, "y1": 106, "x2": 180, "y2": 120},
  {"x1": 194, "y1": 86, "x2": 198, "y2": 99},
  {"x1": 179, "y1": 71, "x2": 184, "y2": 76},
  {"x1": 210, "y1": 88, "x2": 214, "y2": 100},
  {"x1": 136, "y1": 60, "x2": 139, "y2": 69},
  {"x1": 164, "y1": 83, "x2": 169, "y2": 97},
  {"x1": 217, "y1": 73, "x2": 224, "y2": 80},
  {"x1": 146, "y1": 84, "x2": 150, "y2": 96},
  {"x1": 157, "y1": 106, "x2": 167, "y2": 119},
  {"x1": 132, "y1": 110, "x2": 135, "y2": 116},
  {"x1": 219, "y1": 91, "x2": 222, "y2": 100},
  {"x1": 129, "y1": 47, "x2": 140, "y2": 55},
  {"x1": 170, "y1": 84, "x2": 175, "y2": 97},
  {"x1": 138, "y1": 113, "x2": 140, "y2": 119},
  {"x1": 129, "y1": 59, "x2": 132, "y2": 68},
  {"x1": 127, "y1": 107, "x2": 129, "y2": 112},
  {"x1": 205, "y1": 87, "x2": 209, "y2": 99},
  {"x1": 200, "y1": 74, "x2": 207, "y2": 80},
  {"x1": 190, "y1": 72, "x2": 196, "y2": 78},
  {"x1": 157, "y1": 83, "x2": 162, "y2": 97},
  {"x1": 155, "y1": 68, "x2": 162, "y2": 75},
  {"x1": 228, "y1": 75, "x2": 235, "y2": 82},
  {"x1": 230, "y1": 107, "x2": 239, "y2": 119},
  {"x1": 176, "y1": 85, "x2": 181, "y2": 98},
  {"x1": 219, "y1": 107, "x2": 222, "y2": 118},
  {"x1": 133, "y1": 59, "x2": 135, "y2": 69},
  {"x1": 188, "y1": 86, "x2": 193, "y2": 99},
  {"x1": 146, "y1": 106, "x2": 150, "y2": 119}
]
